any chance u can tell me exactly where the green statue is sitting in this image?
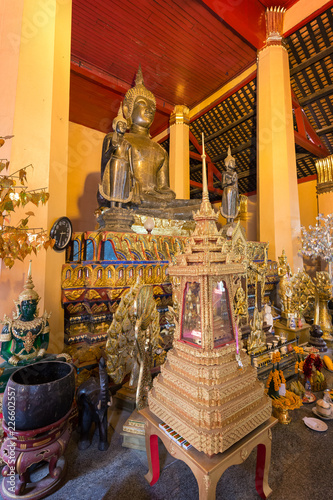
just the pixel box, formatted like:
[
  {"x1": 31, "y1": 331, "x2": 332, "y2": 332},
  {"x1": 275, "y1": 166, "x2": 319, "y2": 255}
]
[{"x1": 0, "y1": 263, "x2": 50, "y2": 370}]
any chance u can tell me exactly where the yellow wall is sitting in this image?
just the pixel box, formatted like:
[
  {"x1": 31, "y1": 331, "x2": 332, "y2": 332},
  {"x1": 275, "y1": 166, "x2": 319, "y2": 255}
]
[
  {"x1": 298, "y1": 179, "x2": 318, "y2": 229},
  {"x1": 67, "y1": 122, "x2": 104, "y2": 232},
  {"x1": 0, "y1": 0, "x2": 72, "y2": 354}
]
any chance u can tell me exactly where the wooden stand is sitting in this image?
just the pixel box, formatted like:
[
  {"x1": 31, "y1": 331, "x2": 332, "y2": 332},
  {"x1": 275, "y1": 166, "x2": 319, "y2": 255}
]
[
  {"x1": 0, "y1": 407, "x2": 76, "y2": 500},
  {"x1": 140, "y1": 408, "x2": 277, "y2": 500}
]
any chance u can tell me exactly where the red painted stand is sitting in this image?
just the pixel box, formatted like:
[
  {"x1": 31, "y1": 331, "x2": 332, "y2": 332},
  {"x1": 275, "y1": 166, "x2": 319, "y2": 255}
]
[
  {"x1": 0, "y1": 407, "x2": 77, "y2": 500},
  {"x1": 140, "y1": 408, "x2": 277, "y2": 500}
]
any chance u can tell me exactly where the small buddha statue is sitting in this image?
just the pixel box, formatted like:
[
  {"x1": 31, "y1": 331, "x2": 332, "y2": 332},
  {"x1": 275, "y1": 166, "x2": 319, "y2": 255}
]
[
  {"x1": 277, "y1": 250, "x2": 293, "y2": 318},
  {"x1": 220, "y1": 146, "x2": 239, "y2": 224},
  {"x1": 98, "y1": 103, "x2": 137, "y2": 208},
  {"x1": 0, "y1": 263, "x2": 50, "y2": 369},
  {"x1": 248, "y1": 307, "x2": 265, "y2": 353}
]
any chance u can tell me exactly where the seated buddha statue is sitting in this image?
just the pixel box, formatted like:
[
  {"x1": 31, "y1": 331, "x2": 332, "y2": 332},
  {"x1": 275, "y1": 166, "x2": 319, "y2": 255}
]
[
  {"x1": 98, "y1": 66, "x2": 176, "y2": 208},
  {"x1": 0, "y1": 263, "x2": 50, "y2": 385}
]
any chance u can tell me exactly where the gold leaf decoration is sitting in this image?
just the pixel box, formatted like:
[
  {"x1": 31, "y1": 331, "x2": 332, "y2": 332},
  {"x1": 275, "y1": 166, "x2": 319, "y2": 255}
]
[
  {"x1": 64, "y1": 290, "x2": 84, "y2": 301},
  {"x1": 85, "y1": 289, "x2": 101, "y2": 300}
]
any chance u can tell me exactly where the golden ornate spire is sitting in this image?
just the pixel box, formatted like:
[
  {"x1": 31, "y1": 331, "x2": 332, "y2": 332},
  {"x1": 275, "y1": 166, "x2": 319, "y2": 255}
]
[
  {"x1": 17, "y1": 260, "x2": 40, "y2": 304},
  {"x1": 190, "y1": 133, "x2": 220, "y2": 239}
]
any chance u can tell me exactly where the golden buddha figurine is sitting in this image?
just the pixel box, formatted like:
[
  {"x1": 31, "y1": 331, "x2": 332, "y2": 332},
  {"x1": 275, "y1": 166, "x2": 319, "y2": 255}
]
[
  {"x1": 278, "y1": 250, "x2": 293, "y2": 319},
  {"x1": 0, "y1": 263, "x2": 50, "y2": 373}
]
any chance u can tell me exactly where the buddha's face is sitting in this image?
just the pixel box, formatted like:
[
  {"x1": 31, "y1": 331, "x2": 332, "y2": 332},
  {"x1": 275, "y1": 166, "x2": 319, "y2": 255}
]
[
  {"x1": 116, "y1": 120, "x2": 127, "y2": 135},
  {"x1": 131, "y1": 97, "x2": 155, "y2": 128},
  {"x1": 19, "y1": 299, "x2": 37, "y2": 321}
]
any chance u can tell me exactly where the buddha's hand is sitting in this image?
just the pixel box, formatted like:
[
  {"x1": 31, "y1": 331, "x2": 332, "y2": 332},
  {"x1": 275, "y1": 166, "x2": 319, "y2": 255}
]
[{"x1": 8, "y1": 355, "x2": 20, "y2": 366}]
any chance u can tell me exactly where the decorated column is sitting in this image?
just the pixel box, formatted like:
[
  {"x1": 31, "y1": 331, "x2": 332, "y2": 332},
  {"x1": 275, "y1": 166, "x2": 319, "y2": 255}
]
[
  {"x1": 169, "y1": 105, "x2": 190, "y2": 199},
  {"x1": 257, "y1": 7, "x2": 302, "y2": 271},
  {"x1": 316, "y1": 155, "x2": 333, "y2": 217}
]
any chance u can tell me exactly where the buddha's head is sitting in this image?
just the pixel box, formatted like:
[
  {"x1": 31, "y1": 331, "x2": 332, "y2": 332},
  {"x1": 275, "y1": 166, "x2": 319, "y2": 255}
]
[
  {"x1": 14, "y1": 261, "x2": 40, "y2": 320},
  {"x1": 112, "y1": 103, "x2": 128, "y2": 136},
  {"x1": 224, "y1": 146, "x2": 236, "y2": 170},
  {"x1": 19, "y1": 299, "x2": 38, "y2": 321},
  {"x1": 123, "y1": 66, "x2": 156, "y2": 129}
]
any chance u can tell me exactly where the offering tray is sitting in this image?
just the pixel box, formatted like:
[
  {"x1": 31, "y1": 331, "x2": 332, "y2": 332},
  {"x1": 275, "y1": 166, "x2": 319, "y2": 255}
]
[{"x1": 302, "y1": 393, "x2": 316, "y2": 404}]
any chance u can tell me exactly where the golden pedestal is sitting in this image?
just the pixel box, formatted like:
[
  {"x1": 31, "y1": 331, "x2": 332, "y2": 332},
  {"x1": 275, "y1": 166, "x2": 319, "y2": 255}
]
[
  {"x1": 141, "y1": 408, "x2": 277, "y2": 500},
  {"x1": 274, "y1": 321, "x2": 310, "y2": 344},
  {"x1": 121, "y1": 409, "x2": 146, "y2": 451}
]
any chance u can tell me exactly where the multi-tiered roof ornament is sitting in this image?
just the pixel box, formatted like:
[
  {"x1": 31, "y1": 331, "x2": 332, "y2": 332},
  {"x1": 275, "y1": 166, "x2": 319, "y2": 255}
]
[{"x1": 148, "y1": 134, "x2": 272, "y2": 456}]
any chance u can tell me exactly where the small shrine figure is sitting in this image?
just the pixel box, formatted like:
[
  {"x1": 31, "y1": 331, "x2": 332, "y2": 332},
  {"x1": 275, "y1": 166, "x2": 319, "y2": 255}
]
[
  {"x1": 220, "y1": 146, "x2": 239, "y2": 224},
  {"x1": 0, "y1": 263, "x2": 50, "y2": 374},
  {"x1": 263, "y1": 303, "x2": 274, "y2": 332},
  {"x1": 234, "y1": 285, "x2": 247, "y2": 326},
  {"x1": 248, "y1": 306, "x2": 266, "y2": 353},
  {"x1": 277, "y1": 250, "x2": 293, "y2": 318},
  {"x1": 98, "y1": 103, "x2": 136, "y2": 208}
]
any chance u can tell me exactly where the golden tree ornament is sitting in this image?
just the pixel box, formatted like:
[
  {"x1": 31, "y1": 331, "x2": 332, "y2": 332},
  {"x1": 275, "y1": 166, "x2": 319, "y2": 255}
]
[{"x1": 0, "y1": 137, "x2": 54, "y2": 268}]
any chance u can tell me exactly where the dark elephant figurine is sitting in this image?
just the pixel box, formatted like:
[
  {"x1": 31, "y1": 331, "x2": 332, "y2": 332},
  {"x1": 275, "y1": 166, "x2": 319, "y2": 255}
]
[{"x1": 76, "y1": 357, "x2": 112, "y2": 451}]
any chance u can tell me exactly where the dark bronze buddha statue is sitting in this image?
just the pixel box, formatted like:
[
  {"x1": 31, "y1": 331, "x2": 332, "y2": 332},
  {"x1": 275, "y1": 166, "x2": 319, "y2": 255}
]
[
  {"x1": 220, "y1": 146, "x2": 239, "y2": 224},
  {"x1": 98, "y1": 66, "x2": 176, "y2": 209}
]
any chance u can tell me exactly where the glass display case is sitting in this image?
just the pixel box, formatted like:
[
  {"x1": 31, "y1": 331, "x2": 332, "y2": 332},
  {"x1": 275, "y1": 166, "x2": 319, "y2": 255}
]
[
  {"x1": 212, "y1": 281, "x2": 234, "y2": 346},
  {"x1": 181, "y1": 282, "x2": 202, "y2": 345}
]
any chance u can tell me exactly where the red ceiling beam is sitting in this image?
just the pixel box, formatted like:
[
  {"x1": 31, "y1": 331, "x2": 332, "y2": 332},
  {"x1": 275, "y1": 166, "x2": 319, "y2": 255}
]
[
  {"x1": 292, "y1": 90, "x2": 330, "y2": 158},
  {"x1": 71, "y1": 59, "x2": 174, "y2": 116},
  {"x1": 200, "y1": 0, "x2": 266, "y2": 50}
]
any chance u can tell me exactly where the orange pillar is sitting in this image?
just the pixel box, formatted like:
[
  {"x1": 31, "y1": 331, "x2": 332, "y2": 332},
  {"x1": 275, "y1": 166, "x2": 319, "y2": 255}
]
[
  {"x1": 169, "y1": 105, "x2": 190, "y2": 199},
  {"x1": 0, "y1": 0, "x2": 72, "y2": 353},
  {"x1": 257, "y1": 7, "x2": 302, "y2": 271}
]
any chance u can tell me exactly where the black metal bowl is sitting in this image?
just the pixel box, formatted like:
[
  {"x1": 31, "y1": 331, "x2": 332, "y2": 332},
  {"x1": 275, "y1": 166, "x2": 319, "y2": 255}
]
[{"x1": 3, "y1": 361, "x2": 75, "y2": 430}]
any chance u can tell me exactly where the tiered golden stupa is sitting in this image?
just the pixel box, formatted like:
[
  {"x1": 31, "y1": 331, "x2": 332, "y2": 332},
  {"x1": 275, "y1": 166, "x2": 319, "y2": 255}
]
[{"x1": 148, "y1": 135, "x2": 272, "y2": 456}]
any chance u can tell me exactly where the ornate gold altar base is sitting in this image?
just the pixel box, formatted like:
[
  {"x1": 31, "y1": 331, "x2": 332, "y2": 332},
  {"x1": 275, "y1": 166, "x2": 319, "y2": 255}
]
[
  {"x1": 274, "y1": 321, "x2": 310, "y2": 344},
  {"x1": 140, "y1": 408, "x2": 277, "y2": 500}
]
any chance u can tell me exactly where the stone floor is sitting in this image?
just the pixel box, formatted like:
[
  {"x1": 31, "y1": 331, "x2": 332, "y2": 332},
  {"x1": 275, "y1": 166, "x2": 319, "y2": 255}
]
[
  {"x1": 30, "y1": 365, "x2": 333, "y2": 500},
  {"x1": 2, "y1": 362, "x2": 333, "y2": 500}
]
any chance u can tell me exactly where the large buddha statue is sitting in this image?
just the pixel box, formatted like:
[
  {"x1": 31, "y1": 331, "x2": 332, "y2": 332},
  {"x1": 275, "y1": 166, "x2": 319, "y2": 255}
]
[
  {"x1": 98, "y1": 66, "x2": 176, "y2": 209},
  {"x1": 0, "y1": 263, "x2": 50, "y2": 388}
]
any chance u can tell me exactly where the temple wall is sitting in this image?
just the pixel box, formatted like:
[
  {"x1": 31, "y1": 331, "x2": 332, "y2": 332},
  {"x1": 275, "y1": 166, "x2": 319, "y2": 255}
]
[{"x1": 67, "y1": 122, "x2": 104, "y2": 233}]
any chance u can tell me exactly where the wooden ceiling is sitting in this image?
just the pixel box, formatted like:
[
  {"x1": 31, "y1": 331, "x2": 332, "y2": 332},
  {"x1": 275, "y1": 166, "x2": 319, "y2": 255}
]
[{"x1": 70, "y1": 0, "x2": 333, "y2": 198}]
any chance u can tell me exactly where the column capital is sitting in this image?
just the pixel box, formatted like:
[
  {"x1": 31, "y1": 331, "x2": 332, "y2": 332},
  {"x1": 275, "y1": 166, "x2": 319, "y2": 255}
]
[
  {"x1": 264, "y1": 6, "x2": 286, "y2": 47},
  {"x1": 316, "y1": 155, "x2": 333, "y2": 194},
  {"x1": 170, "y1": 105, "x2": 190, "y2": 126}
]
